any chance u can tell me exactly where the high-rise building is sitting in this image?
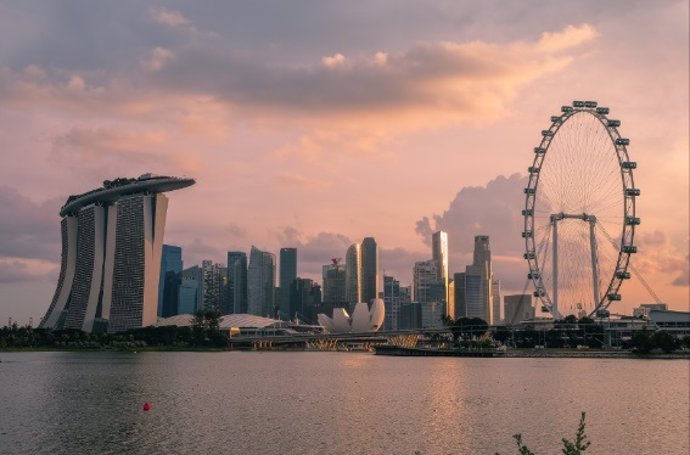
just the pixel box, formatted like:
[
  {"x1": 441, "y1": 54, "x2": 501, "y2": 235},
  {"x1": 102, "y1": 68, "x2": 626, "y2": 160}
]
[
  {"x1": 227, "y1": 251, "x2": 247, "y2": 314},
  {"x1": 460, "y1": 236, "x2": 494, "y2": 323},
  {"x1": 40, "y1": 174, "x2": 194, "y2": 332},
  {"x1": 383, "y1": 275, "x2": 401, "y2": 331},
  {"x1": 504, "y1": 294, "x2": 534, "y2": 325},
  {"x1": 247, "y1": 246, "x2": 276, "y2": 317},
  {"x1": 201, "y1": 260, "x2": 224, "y2": 311},
  {"x1": 398, "y1": 285, "x2": 418, "y2": 329},
  {"x1": 289, "y1": 278, "x2": 322, "y2": 323},
  {"x1": 360, "y1": 237, "x2": 379, "y2": 304},
  {"x1": 322, "y1": 260, "x2": 347, "y2": 307},
  {"x1": 448, "y1": 278, "x2": 455, "y2": 321},
  {"x1": 432, "y1": 230, "x2": 449, "y2": 312},
  {"x1": 279, "y1": 248, "x2": 297, "y2": 320},
  {"x1": 492, "y1": 278, "x2": 502, "y2": 325},
  {"x1": 454, "y1": 272, "x2": 466, "y2": 318},
  {"x1": 178, "y1": 265, "x2": 202, "y2": 314},
  {"x1": 158, "y1": 244, "x2": 183, "y2": 318},
  {"x1": 345, "y1": 243, "x2": 361, "y2": 306},
  {"x1": 414, "y1": 259, "x2": 446, "y2": 328}
]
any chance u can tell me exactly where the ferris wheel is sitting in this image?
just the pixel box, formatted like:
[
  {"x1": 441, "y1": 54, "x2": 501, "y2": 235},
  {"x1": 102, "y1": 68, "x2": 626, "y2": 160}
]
[{"x1": 523, "y1": 100, "x2": 639, "y2": 319}]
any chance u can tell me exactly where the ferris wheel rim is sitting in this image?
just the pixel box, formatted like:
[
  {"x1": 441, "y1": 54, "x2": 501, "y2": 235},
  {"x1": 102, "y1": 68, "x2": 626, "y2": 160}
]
[{"x1": 522, "y1": 100, "x2": 639, "y2": 318}]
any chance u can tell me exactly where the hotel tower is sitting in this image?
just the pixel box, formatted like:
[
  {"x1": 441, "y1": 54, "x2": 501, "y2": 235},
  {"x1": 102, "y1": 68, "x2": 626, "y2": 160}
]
[{"x1": 40, "y1": 174, "x2": 195, "y2": 332}]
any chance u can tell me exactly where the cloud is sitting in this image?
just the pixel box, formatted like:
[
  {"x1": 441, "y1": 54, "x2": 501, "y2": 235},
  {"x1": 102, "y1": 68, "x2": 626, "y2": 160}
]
[
  {"x1": 417, "y1": 173, "x2": 527, "y2": 254},
  {"x1": 418, "y1": 175, "x2": 690, "y2": 294},
  {"x1": 150, "y1": 6, "x2": 192, "y2": 28},
  {"x1": 0, "y1": 186, "x2": 62, "y2": 261},
  {"x1": 152, "y1": 23, "x2": 597, "y2": 125},
  {"x1": 636, "y1": 230, "x2": 689, "y2": 288},
  {"x1": 276, "y1": 172, "x2": 328, "y2": 190},
  {"x1": 415, "y1": 174, "x2": 533, "y2": 290},
  {"x1": 0, "y1": 259, "x2": 57, "y2": 284},
  {"x1": 380, "y1": 247, "x2": 426, "y2": 286},
  {"x1": 142, "y1": 47, "x2": 175, "y2": 71}
]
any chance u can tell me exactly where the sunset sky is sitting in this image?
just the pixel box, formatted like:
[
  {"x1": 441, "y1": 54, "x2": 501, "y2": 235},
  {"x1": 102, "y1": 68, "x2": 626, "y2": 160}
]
[{"x1": 0, "y1": 0, "x2": 688, "y2": 324}]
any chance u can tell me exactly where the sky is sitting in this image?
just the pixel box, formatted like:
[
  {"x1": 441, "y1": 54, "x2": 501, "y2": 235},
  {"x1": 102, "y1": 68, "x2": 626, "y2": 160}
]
[{"x1": 0, "y1": 0, "x2": 688, "y2": 325}]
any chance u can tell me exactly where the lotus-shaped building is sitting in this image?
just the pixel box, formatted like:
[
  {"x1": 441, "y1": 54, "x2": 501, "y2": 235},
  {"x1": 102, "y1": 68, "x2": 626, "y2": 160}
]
[{"x1": 317, "y1": 299, "x2": 385, "y2": 333}]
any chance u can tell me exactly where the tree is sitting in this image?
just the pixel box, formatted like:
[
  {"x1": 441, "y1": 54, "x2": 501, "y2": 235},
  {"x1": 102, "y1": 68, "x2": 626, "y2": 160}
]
[
  {"x1": 631, "y1": 330, "x2": 653, "y2": 354},
  {"x1": 651, "y1": 330, "x2": 679, "y2": 353}
]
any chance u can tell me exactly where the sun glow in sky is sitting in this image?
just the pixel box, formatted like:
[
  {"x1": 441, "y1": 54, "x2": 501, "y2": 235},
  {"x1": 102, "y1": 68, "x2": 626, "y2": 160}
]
[{"x1": 0, "y1": 1, "x2": 687, "y2": 323}]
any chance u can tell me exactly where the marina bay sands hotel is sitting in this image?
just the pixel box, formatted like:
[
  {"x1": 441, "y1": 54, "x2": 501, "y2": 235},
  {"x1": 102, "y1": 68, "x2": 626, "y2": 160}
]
[{"x1": 40, "y1": 174, "x2": 195, "y2": 332}]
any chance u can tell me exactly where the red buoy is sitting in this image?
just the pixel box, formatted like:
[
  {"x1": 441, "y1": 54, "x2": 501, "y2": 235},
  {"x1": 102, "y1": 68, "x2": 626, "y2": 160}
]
[{"x1": 143, "y1": 402, "x2": 151, "y2": 411}]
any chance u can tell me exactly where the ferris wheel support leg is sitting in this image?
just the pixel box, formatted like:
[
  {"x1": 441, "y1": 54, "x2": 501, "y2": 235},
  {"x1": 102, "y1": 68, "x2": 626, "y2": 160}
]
[
  {"x1": 589, "y1": 219, "x2": 600, "y2": 313},
  {"x1": 552, "y1": 221, "x2": 559, "y2": 320}
]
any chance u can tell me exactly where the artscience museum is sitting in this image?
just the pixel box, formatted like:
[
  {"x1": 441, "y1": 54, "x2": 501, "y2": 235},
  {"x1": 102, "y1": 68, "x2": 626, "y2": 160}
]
[{"x1": 317, "y1": 299, "x2": 385, "y2": 333}]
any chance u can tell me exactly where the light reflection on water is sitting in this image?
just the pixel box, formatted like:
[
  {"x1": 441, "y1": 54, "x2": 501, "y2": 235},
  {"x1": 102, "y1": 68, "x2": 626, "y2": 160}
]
[{"x1": 0, "y1": 352, "x2": 688, "y2": 454}]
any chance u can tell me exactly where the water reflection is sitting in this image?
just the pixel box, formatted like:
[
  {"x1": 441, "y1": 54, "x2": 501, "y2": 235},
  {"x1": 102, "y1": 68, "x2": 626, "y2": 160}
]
[{"x1": 0, "y1": 352, "x2": 687, "y2": 455}]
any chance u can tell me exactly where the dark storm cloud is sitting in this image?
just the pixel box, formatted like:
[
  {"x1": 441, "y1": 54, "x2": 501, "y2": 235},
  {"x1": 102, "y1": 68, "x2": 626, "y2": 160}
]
[{"x1": 0, "y1": 186, "x2": 62, "y2": 261}]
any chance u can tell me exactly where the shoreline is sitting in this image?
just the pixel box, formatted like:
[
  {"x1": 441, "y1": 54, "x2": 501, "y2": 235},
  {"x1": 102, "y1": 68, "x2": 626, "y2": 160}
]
[{"x1": 1, "y1": 346, "x2": 689, "y2": 359}]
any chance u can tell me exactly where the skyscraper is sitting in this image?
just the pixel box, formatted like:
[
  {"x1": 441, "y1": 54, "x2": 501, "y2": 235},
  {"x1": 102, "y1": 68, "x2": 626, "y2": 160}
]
[
  {"x1": 360, "y1": 237, "x2": 379, "y2": 304},
  {"x1": 414, "y1": 259, "x2": 445, "y2": 328},
  {"x1": 322, "y1": 260, "x2": 347, "y2": 314},
  {"x1": 432, "y1": 230, "x2": 449, "y2": 312},
  {"x1": 454, "y1": 272, "x2": 466, "y2": 318},
  {"x1": 461, "y1": 235, "x2": 495, "y2": 323},
  {"x1": 279, "y1": 247, "x2": 297, "y2": 320},
  {"x1": 178, "y1": 265, "x2": 202, "y2": 314},
  {"x1": 492, "y1": 278, "x2": 502, "y2": 325},
  {"x1": 345, "y1": 243, "x2": 361, "y2": 306},
  {"x1": 158, "y1": 244, "x2": 183, "y2": 318},
  {"x1": 247, "y1": 246, "x2": 276, "y2": 317},
  {"x1": 201, "y1": 260, "x2": 224, "y2": 311},
  {"x1": 289, "y1": 278, "x2": 322, "y2": 323},
  {"x1": 383, "y1": 275, "x2": 401, "y2": 331},
  {"x1": 40, "y1": 174, "x2": 194, "y2": 332},
  {"x1": 227, "y1": 251, "x2": 247, "y2": 314}
]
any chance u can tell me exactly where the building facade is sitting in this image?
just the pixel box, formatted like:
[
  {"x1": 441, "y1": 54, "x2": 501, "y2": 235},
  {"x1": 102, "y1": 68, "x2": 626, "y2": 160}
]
[
  {"x1": 414, "y1": 259, "x2": 446, "y2": 328},
  {"x1": 492, "y1": 278, "x2": 502, "y2": 325},
  {"x1": 383, "y1": 275, "x2": 401, "y2": 331},
  {"x1": 432, "y1": 230, "x2": 449, "y2": 313},
  {"x1": 322, "y1": 261, "x2": 347, "y2": 307},
  {"x1": 247, "y1": 246, "x2": 276, "y2": 317},
  {"x1": 289, "y1": 278, "x2": 322, "y2": 323},
  {"x1": 504, "y1": 294, "x2": 534, "y2": 325},
  {"x1": 227, "y1": 251, "x2": 248, "y2": 314},
  {"x1": 178, "y1": 265, "x2": 202, "y2": 314},
  {"x1": 457, "y1": 235, "x2": 495, "y2": 324},
  {"x1": 158, "y1": 244, "x2": 182, "y2": 318},
  {"x1": 360, "y1": 237, "x2": 379, "y2": 304},
  {"x1": 279, "y1": 248, "x2": 297, "y2": 320},
  {"x1": 345, "y1": 243, "x2": 361, "y2": 306},
  {"x1": 40, "y1": 174, "x2": 194, "y2": 332}
]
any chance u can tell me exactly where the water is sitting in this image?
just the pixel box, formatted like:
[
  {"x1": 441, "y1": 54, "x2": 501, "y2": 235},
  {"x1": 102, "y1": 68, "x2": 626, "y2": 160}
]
[{"x1": 0, "y1": 352, "x2": 687, "y2": 454}]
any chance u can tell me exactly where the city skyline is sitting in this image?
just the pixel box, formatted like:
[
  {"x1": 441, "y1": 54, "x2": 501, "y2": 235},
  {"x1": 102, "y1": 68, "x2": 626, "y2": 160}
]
[{"x1": 0, "y1": 1, "x2": 688, "y2": 325}]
